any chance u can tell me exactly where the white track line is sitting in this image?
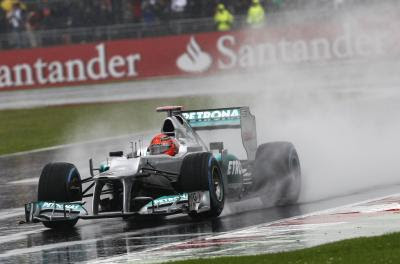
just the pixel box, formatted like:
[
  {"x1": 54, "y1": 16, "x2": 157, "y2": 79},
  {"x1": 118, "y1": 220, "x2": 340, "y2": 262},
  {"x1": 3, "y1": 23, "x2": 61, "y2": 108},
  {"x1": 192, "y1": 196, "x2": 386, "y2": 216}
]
[
  {"x1": 0, "y1": 130, "x2": 156, "y2": 158},
  {"x1": 89, "y1": 192, "x2": 400, "y2": 264},
  {"x1": 0, "y1": 207, "x2": 25, "y2": 220},
  {"x1": 0, "y1": 222, "x2": 211, "y2": 258},
  {"x1": 7, "y1": 177, "x2": 39, "y2": 185}
]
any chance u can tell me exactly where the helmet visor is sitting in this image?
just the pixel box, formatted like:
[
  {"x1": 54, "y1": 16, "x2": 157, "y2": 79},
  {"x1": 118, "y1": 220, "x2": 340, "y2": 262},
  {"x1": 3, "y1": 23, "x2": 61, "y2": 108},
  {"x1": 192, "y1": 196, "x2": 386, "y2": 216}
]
[{"x1": 149, "y1": 143, "x2": 171, "y2": 155}]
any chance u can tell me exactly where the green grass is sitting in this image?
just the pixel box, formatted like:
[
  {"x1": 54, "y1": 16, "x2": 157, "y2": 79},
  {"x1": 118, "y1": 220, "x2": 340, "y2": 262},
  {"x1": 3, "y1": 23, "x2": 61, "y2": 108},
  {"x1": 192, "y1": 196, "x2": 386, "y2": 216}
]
[
  {"x1": 0, "y1": 96, "x2": 211, "y2": 155},
  {"x1": 167, "y1": 232, "x2": 400, "y2": 264},
  {"x1": 0, "y1": 95, "x2": 253, "y2": 156}
]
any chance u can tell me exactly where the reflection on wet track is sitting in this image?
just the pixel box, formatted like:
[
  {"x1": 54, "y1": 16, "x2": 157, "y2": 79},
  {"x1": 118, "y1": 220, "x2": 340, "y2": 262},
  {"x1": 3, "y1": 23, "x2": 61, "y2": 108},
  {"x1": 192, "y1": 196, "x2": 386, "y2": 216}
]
[{"x1": 1, "y1": 140, "x2": 400, "y2": 263}]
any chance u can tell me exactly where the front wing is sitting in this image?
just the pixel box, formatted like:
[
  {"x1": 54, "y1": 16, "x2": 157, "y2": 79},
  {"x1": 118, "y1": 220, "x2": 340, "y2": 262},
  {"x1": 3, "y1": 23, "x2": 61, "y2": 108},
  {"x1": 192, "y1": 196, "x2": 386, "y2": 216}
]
[{"x1": 24, "y1": 191, "x2": 210, "y2": 224}]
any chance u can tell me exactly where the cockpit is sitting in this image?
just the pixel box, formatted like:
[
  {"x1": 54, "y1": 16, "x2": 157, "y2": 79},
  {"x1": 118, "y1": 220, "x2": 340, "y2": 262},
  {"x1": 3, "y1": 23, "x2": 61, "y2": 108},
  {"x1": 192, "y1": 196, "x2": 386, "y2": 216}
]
[{"x1": 160, "y1": 115, "x2": 208, "y2": 153}]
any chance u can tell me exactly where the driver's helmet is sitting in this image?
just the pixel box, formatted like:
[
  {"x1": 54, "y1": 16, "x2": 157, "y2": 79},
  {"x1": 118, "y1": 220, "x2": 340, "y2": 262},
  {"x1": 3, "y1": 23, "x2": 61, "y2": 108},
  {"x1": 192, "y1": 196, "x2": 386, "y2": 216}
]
[
  {"x1": 217, "y1": 3, "x2": 225, "y2": 10},
  {"x1": 148, "y1": 133, "x2": 179, "y2": 156}
]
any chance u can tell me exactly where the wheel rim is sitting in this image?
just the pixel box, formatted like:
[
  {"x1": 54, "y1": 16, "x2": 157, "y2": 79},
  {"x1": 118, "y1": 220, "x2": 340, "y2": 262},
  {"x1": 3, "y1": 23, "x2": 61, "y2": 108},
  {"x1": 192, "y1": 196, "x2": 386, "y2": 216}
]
[
  {"x1": 69, "y1": 175, "x2": 82, "y2": 201},
  {"x1": 290, "y1": 157, "x2": 300, "y2": 180},
  {"x1": 288, "y1": 156, "x2": 301, "y2": 199},
  {"x1": 212, "y1": 166, "x2": 223, "y2": 202}
]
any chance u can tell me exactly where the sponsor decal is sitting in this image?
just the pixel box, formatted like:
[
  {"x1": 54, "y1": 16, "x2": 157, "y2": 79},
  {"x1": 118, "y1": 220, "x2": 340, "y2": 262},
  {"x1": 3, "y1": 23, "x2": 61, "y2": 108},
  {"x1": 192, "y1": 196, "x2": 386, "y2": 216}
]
[
  {"x1": 145, "y1": 194, "x2": 188, "y2": 208},
  {"x1": 0, "y1": 43, "x2": 141, "y2": 89},
  {"x1": 41, "y1": 202, "x2": 82, "y2": 211},
  {"x1": 216, "y1": 24, "x2": 386, "y2": 69},
  {"x1": 182, "y1": 108, "x2": 240, "y2": 122},
  {"x1": 227, "y1": 160, "x2": 242, "y2": 176},
  {"x1": 0, "y1": 13, "x2": 396, "y2": 91},
  {"x1": 176, "y1": 36, "x2": 212, "y2": 73}
]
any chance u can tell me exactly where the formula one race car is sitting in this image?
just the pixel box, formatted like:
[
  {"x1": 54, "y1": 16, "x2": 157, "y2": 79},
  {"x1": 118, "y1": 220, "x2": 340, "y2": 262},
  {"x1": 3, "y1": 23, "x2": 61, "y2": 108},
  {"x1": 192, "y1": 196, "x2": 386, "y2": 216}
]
[{"x1": 24, "y1": 106, "x2": 301, "y2": 229}]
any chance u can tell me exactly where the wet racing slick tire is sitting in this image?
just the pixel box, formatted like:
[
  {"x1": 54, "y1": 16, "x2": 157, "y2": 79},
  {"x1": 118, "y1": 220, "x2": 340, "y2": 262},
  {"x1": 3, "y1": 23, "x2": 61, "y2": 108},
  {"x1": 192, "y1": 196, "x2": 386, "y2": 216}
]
[
  {"x1": 179, "y1": 152, "x2": 225, "y2": 220},
  {"x1": 253, "y1": 142, "x2": 301, "y2": 206},
  {"x1": 38, "y1": 162, "x2": 82, "y2": 229}
]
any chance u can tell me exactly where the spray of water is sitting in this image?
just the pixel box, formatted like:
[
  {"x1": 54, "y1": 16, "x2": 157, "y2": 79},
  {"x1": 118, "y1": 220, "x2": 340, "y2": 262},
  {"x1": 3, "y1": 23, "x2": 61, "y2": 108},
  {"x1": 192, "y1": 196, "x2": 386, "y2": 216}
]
[
  {"x1": 59, "y1": 2, "x2": 400, "y2": 214},
  {"x1": 217, "y1": 1, "x2": 400, "y2": 204}
]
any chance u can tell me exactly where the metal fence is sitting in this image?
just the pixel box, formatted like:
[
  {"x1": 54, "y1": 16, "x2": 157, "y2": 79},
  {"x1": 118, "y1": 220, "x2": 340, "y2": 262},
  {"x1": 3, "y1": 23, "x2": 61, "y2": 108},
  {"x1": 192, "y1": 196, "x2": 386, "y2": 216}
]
[
  {"x1": 0, "y1": 17, "x2": 221, "y2": 50},
  {"x1": 0, "y1": 5, "x2": 343, "y2": 50}
]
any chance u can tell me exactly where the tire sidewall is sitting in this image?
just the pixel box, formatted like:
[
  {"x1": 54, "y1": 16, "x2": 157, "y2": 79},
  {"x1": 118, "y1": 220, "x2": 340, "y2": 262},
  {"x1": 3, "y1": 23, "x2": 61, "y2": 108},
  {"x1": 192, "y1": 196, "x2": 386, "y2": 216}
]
[
  {"x1": 37, "y1": 162, "x2": 82, "y2": 229},
  {"x1": 285, "y1": 149, "x2": 301, "y2": 202},
  {"x1": 254, "y1": 142, "x2": 301, "y2": 205},
  {"x1": 181, "y1": 152, "x2": 225, "y2": 219},
  {"x1": 207, "y1": 156, "x2": 225, "y2": 215},
  {"x1": 65, "y1": 166, "x2": 82, "y2": 202},
  {"x1": 38, "y1": 162, "x2": 82, "y2": 202}
]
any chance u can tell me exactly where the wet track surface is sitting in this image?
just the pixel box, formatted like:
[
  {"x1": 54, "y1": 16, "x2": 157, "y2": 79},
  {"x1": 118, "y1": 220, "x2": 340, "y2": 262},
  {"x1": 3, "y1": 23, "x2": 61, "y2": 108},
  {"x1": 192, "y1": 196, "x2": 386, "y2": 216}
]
[
  {"x1": 1, "y1": 140, "x2": 400, "y2": 263},
  {"x1": 1, "y1": 60, "x2": 400, "y2": 110},
  {"x1": 2, "y1": 64, "x2": 400, "y2": 262}
]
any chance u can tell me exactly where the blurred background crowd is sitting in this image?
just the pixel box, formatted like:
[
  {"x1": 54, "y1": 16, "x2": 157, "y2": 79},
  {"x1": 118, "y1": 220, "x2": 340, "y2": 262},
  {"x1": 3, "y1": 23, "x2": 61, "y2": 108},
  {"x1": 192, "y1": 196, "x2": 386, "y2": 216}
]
[
  {"x1": 0, "y1": 0, "x2": 378, "y2": 49},
  {"x1": 0, "y1": 0, "x2": 298, "y2": 33}
]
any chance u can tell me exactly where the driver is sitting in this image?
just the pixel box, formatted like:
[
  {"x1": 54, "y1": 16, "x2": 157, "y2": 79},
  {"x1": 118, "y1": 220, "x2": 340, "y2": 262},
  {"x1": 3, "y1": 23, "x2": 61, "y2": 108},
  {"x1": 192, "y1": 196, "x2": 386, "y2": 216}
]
[{"x1": 148, "y1": 133, "x2": 179, "y2": 156}]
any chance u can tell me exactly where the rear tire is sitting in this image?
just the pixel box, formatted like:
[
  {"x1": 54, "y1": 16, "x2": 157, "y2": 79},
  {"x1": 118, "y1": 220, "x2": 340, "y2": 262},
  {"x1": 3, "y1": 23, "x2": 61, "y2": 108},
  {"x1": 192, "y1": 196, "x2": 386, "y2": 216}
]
[
  {"x1": 253, "y1": 142, "x2": 301, "y2": 206},
  {"x1": 179, "y1": 152, "x2": 225, "y2": 220},
  {"x1": 38, "y1": 162, "x2": 82, "y2": 229}
]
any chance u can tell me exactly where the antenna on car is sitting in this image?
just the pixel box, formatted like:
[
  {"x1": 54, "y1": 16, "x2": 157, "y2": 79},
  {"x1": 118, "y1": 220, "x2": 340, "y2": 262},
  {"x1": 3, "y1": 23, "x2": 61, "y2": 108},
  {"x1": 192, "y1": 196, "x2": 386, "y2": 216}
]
[
  {"x1": 156, "y1": 106, "x2": 183, "y2": 117},
  {"x1": 139, "y1": 138, "x2": 142, "y2": 157},
  {"x1": 130, "y1": 141, "x2": 138, "y2": 158},
  {"x1": 134, "y1": 141, "x2": 138, "y2": 158}
]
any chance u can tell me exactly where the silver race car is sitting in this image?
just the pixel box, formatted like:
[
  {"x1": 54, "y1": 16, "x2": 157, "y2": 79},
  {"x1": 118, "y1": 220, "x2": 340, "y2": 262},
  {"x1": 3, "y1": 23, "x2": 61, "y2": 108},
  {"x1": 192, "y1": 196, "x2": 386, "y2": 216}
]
[{"x1": 24, "y1": 106, "x2": 301, "y2": 229}]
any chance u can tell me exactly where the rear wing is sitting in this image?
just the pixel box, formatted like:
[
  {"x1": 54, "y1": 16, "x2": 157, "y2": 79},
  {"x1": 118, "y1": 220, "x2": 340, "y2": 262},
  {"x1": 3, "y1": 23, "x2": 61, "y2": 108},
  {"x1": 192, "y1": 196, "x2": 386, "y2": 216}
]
[
  {"x1": 182, "y1": 107, "x2": 241, "y2": 129},
  {"x1": 182, "y1": 107, "x2": 257, "y2": 160}
]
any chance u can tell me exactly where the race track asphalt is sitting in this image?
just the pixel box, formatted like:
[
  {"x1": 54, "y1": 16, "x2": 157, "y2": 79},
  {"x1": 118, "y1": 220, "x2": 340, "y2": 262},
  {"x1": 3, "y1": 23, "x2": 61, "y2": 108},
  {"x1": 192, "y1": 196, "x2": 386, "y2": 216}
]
[
  {"x1": 1, "y1": 138, "x2": 400, "y2": 264},
  {"x1": 1, "y1": 59, "x2": 400, "y2": 263}
]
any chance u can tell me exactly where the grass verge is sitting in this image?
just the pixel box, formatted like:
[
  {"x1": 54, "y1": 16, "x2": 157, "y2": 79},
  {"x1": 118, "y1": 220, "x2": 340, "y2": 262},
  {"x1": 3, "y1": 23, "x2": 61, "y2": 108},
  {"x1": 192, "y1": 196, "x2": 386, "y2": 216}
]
[
  {"x1": 0, "y1": 95, "x2": 251, "y2": 156},
  {"x1": 0, "y1": 96, "x2": 212, "y2": 155},
  {"x1": 167, "y1": 232, "x2": 400, "y2": 264}
]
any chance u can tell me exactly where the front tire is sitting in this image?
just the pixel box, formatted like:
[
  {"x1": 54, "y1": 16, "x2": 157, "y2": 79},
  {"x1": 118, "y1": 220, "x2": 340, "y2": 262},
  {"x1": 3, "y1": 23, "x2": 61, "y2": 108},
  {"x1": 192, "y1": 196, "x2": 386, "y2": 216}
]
[
  {"x1": 179, "y1": 152, "x2": 225, "y2": 220},
  {"x1": 38, "y1": 162, "x2": 82, "y2": 229}
]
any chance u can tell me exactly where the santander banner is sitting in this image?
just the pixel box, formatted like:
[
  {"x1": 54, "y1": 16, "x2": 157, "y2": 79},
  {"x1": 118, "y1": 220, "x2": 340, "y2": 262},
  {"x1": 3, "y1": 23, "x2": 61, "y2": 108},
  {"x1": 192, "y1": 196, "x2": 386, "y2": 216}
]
[{"x1": 0, "y1": 17, "x2": 397, "y2": 90}]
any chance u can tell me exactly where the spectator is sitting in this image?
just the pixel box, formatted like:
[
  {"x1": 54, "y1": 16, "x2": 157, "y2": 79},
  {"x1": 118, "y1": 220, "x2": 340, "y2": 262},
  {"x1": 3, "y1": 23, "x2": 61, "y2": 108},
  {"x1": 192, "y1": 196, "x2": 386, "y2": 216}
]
[
  {"x1": 0, "y1": 7, "x2": 7, "y2": 34},
  {"x1": 40, "y1": 5, "x2": 52, "y2": 29},
  {"x1": 131, "y1": 0, "x2": 142, "y2": 22},
  {"x1": 186, "y1": 0, "x2": 200, "y2": 18},
  {"x1": 111, "y1": 0, "x2": 123, "y2": 24},
  {"x1": 214, "y1": 3, "x2": 234, "y2": 31},
  {"x1": 154, "y1": 0, "x2": 170, "y2": 22},
  {"x1": 1, "y1": 0, "x2": 19, "y2": 13},
  {"x1": 7, "y1": 2, "x2": 25, "y2": 48},
  {"x1": 97, "y1": 0, "x2": 114, "y2": 26},
  {"x1": 26, "y1": 7, "x2": 41, "y2": 47},
  {"x1": 82, "y1": 2, "x2": 97, "y2": 27},
  {"x1": 142, "y1": 1, "x2": 156, "y2": 24},
  {"x1": 1, "y1": 0, "x2": 348, "y2": 50},
  {"x1": 171, "y1": 0, "x2": 187, "y2": 19},
  {"x1": 246, "y1": 0, "x2": 265, "y2": 27}
]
